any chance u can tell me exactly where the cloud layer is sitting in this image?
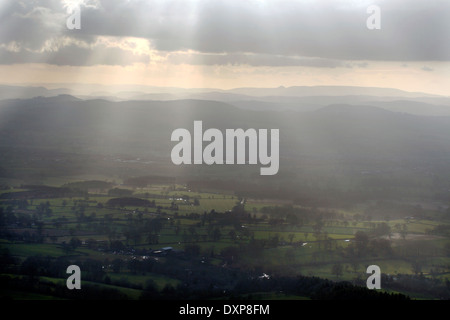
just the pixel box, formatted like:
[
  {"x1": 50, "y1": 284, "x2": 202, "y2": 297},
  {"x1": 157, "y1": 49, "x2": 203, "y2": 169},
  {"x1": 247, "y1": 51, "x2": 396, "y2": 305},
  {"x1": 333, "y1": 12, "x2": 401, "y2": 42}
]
[{"x1": 1, "y1": 0, "x2": 449, "y2": 67}]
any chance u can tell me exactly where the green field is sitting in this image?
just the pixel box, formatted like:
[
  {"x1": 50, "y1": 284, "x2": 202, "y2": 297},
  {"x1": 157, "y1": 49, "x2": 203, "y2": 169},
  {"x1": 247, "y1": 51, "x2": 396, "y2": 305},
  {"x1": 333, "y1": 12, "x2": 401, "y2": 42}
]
[{"x1": 1, "y1": 182, "x2": 450, "y2": 300}]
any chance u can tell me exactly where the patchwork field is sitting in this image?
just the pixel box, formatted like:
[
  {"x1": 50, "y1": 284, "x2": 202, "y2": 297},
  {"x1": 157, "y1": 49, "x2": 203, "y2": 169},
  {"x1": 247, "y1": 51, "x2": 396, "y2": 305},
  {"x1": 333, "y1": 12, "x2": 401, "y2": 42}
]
[{"x1": 1, "y1": 181, "x2": 449, "y2": 300}]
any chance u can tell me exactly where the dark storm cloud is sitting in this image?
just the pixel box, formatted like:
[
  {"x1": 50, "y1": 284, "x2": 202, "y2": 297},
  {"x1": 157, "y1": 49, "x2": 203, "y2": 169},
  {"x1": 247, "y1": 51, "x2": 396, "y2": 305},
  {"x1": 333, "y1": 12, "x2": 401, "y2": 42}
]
[{"x1": 0, "y1": 0, "x2": 449, "y2": 66}]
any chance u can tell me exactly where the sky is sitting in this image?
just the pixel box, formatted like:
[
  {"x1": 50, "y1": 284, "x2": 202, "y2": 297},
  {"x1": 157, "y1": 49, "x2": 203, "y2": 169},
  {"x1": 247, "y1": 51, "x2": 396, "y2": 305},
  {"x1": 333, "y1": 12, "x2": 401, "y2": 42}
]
[{"x1": 0, "y1": 0, "x2": 449, "y2": 95}]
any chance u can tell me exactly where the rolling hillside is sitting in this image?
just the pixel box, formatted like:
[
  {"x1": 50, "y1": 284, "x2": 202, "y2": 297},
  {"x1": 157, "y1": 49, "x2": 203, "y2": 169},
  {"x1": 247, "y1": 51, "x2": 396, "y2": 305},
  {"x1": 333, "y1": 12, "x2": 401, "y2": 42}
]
[{"x1": 1, "y1": 95, "x2": 450, "y2": 201}]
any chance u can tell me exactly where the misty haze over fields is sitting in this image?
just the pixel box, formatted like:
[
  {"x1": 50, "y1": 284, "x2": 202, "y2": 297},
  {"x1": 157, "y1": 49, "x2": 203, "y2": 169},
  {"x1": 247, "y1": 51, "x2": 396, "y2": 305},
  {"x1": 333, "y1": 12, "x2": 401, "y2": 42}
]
[{"x1": 1, "y1": 84, "x2": 450, "y2": 205}]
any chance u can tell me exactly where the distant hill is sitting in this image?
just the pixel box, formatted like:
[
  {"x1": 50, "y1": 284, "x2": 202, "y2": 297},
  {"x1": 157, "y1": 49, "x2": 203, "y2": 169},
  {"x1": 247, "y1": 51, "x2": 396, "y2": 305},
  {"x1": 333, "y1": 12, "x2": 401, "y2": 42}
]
[
  {"x1": 226, "y1": 85, "x2": 439, "y2": 98},
  {"x1": 1, "y1": 95, "x2": 450, "y2": 160},
  {"x1": 358, "y1": 100, "x2": 450, "y2": 116},
  {"x1": 2, "y1": 84, "x2": 449, "y2": 116},
  {"x1": 1, "y1": 95, "x2": 450, "y2": 193},
  {"x1": 0, "y1": 85, "x2": 71, "y2": 100}
]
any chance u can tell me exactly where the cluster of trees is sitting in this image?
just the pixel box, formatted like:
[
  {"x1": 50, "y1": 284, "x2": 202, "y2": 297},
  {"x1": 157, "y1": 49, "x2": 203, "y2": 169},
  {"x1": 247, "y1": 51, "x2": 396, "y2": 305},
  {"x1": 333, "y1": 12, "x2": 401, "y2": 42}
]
[
  {"x1": 7, "y1": 245, "x2": 450, "y2": 300},
  {"x1": 107, "y1": 188, "x2": 134, "y2": 197},
  {"x1": 0, "y1": 202, "x2": 53, "y2": 226},
  {"x1": 106, "y1": 197, "x2": 155, "y2": 208},
  {"x1": 344, "y1": 231, "x2": 393, "y2": 258},
  {"x1": 0, "y1": 206, "x2": 32, "y2": 227},
  {"x1": 35, "y1": 201, "x2": 52, "y2": 217},
  {"x1": 63, "y1": 180, "x2": 114, "y2": 192},
  {"x1": 381, "y1": 273, "x2": 450, "y2": 299},
  {"x1": 0, "y1": 275, "x2": 128, "y2": 300},
  {"x1": 233, "y1": 275, "x2": 410, "y2": 300},
  {"x1": 260, "y1": 205, "x2": 340, "y2": 229}
]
